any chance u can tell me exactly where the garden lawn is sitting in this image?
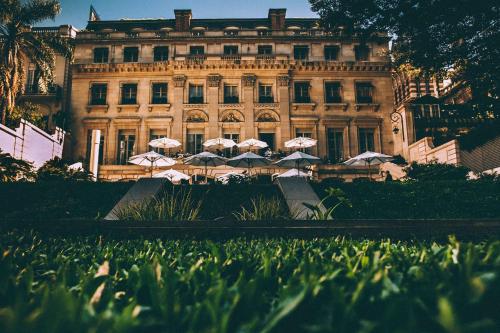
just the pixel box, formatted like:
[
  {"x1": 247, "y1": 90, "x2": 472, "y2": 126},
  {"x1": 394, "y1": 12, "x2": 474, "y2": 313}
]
[{"x1": 1, "y1": 231, "x2": 499, "y2": 332}]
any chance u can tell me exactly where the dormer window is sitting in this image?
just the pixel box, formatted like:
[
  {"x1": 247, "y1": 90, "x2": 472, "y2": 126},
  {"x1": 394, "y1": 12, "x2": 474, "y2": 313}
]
[
  {"x1": 126, "y1": 32, "x2": 139, "y2": 38},
  {"x1": 258, "y1": 30, "x2": 271, "y2": 36},
  {"x1": 224, "y1": 30, "x2": 238, "y2": 37}
]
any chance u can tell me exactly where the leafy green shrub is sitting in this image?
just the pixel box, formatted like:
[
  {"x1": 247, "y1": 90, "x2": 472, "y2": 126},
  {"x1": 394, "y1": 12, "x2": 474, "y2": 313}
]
[
  {"x1": 404, "y1": 161, "x2": 470, "y2": 181},
  {"x1": 0, "y1": 182, "x2": 133, "y2": 219},
  {"x1": 114, "y1": 187, "x2": 202, "y2": 221},
  {"x1": 304, "y1": 187, "x2": 352, "y2": 220},
  {"x1": 233, "y1": 195, "x2": 291, "y2": 221},
  {"x1": 313, "y1": 180, "x2": 500, "y2": 219},
  {"x1": 0, "y1": 150, "x2": 34, "y2": 182},
  {"x1": 37, "y1": 157, "x2": 92, "y2": 182}
]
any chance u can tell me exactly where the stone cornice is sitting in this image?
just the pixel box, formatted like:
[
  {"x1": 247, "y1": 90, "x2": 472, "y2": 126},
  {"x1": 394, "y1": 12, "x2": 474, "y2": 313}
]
[{"x1": 73, "y1": 60, "x2": 391, "y2": 74}]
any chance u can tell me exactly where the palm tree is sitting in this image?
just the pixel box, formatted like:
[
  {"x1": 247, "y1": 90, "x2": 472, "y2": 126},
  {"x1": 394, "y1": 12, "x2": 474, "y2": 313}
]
[{"x1": 0, "y1": 0, "x2": 72, "y2": 125}]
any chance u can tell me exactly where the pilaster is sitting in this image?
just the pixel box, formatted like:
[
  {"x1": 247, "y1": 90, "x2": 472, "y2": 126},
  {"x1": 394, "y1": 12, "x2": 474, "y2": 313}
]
[
  {"x1": 172, "y1": 75, "x2": 186, "y2": 143},
  {"x1": 277, "y1": 75, "x2": 291, "y2": 149}
]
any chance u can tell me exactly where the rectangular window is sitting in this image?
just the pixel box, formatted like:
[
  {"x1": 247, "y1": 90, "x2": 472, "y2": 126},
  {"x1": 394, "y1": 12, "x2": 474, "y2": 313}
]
[
  {"x1": 259, "y1": 84, "x2": 273, "y2": 103},
  {"x1": 153, "y1": 46, "x2": 169, "y2": 61},
  {"x1": 354, "y1": 45, "x2": 370, "y2": 61},
  {"x1": 324, "y1": 45, "x2": 340, "y2": 61},
  {"x1": 90, "y1": 83, "x2": 107, "y2": 105},
  {"x1": 189, "y1": 84, "x2": 204, "y2": 104},
  {"x1": 356, "y1": 82, "x2": 374, "y2": 103},
  {"x1": 123, "y1": 47, "x2": 139, "y2": 62},
  {"x1": 186, "y1": 132, "x2": 204, "y2": 154},
  {"x1": 294, "y1": 82, "x2": 310, "y2": 103},
  {"x1": 223, "y1": 45, "x2": 238, "y2": 55},
  {"x1": 293, "y1": 45, "x2": 309, "y2": 60},
  {"x1": 327, "y1": 128, "x2": 344, "y2": 163},
  {"x1": 358, "y1": 128, "x2": 375, "y2": 153},
  {"x1": 151, "y1": 83, "x2": 168, "y2": 104},
  {"x1": 121, "y1": 83, "x2": 137, "y2": 105},
  {"x1": 224, "y1": 133, "x2": 239, "y2": 156},
  {"x1": 296, "y1": 129, "x2": 313, "y2": 154},
  {"x1": 190, "y1": 46, "x2": 204, "y2": 55},
  {"x1": 325, "y1": 82, "x2": 342, "y2": 103},
  {"x1": 150, "y1": 130, "x2": 167, "y2": 154},
  {"x1": 93, "y1": 48, "x2": 109, "y2": 63},
  {"x1": 258, "y1": 45, "x2": 272, "y2": 55},
  {"x1": 223, "y1": 85, "x2": 239, "y2": 103},
  {"x1": 117, "y1": 130, "x2": 136, "y2": 165},
  {"x1": 258, "y1": 132, "x2": 275, "y2": 151},
  {"x1": 86, "y1": 130, "x2": 105, "y2": 165}
]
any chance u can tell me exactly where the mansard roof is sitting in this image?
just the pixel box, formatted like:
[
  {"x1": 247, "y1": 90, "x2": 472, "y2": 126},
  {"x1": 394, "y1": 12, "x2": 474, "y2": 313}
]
[{"x1": 85, "y1": 11, "x2": 318, "y2": 32}]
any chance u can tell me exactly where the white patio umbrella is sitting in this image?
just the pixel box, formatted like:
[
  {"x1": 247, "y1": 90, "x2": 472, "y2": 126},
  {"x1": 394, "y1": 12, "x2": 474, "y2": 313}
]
[
  {"x1": 236, "y1": 138, "x2": 268, "y2": 151},
  {"x1": 285, "y1": 137, "x2": 317, "y2": 150},
  {"x1": 343, "y1": 151, "x2": 394, "y2": 180},
  {"x1": 216, "y1": 171, "x2": 248, "y2": 184},
  {"x1": 129, "y1": 151, "x2": 176, "y2": 177},
  {"x1": 153, "y1": 169, "x2": 190, "y2": 183},
  {"x1": 226, "y1": 151, "x2": 271, "y2": 176},
  {"x1": 184, "y1": 151, "x2": 228, "y2": 183},
  {"x1": 275, "y1": 151, "x2": 321, "y2": 177},
  {"x1": 149, "y1": 137, "x2": 182, "y2": 156},
  {"x1": 203, "y1": 138, "x2": 236, "y2": 150},
  {"x1": 277, "y1": 168, "x2": 309, "y2": 178}
]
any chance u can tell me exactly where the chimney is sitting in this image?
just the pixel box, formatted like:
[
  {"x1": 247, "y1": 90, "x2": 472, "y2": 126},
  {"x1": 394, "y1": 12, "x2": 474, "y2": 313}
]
[
  {"x1": 268, "y1": 8, "x2": 286, "y2": 30},
  {"x1": 174, "y1": 9, "x2": 192, "y2": 32}
]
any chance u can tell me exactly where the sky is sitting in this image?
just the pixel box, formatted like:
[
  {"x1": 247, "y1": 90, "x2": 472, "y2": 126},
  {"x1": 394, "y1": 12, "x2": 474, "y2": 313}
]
[{"x1": 38, "y1": 0, "x2": 317, "y2": 29}]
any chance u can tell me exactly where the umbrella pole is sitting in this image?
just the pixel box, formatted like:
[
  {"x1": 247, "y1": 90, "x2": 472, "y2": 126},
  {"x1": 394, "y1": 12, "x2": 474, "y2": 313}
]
[
  {"x1": 368, "y1": 160, "x2": 372, "y2": 181},
  {"x1": 151, "y1": 160, "x2": 153, "y2": 178},
  {"x1": 205, "y1": 162, "x2": 208, "y2": 184}
]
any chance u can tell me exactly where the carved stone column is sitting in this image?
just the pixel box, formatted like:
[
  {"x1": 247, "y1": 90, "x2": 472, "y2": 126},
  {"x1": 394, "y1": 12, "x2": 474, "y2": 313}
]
[
  {"x1": 207, "y1": 74, "x2": 221, "y2": 138},
  {"x1": 277, "y1": 74, "x2": 291, "y2": 149},
  {"x1": 172, "y1": 75, "x2": 186, "y2": 144},
  {"x1": 242, "y1": 74, "x2": 256, "y2": 141}
]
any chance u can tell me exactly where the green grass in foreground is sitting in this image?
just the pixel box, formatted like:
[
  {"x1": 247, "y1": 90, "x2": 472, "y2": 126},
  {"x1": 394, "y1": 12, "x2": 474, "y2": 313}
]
[{"x1": 1, "y1": 231, "x2": 500, "y2": 333}]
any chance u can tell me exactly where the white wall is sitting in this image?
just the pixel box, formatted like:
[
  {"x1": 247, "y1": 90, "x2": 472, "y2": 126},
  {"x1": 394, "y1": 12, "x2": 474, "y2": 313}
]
[{"x1": 0, "y1": 119, "x2": 65, "y2": 169}]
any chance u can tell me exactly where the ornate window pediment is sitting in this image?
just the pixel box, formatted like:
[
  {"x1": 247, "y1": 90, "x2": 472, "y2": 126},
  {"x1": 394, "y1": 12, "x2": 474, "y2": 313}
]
[
  {"x1": 255, "y1": 110, "x2": 279, "y2": 122},
  {"x1": 220, "y1": 110, "x2": 244, "y2": 122},
  {"x1": 185, "y1": 110, "x2": 208, "y2": 123}
]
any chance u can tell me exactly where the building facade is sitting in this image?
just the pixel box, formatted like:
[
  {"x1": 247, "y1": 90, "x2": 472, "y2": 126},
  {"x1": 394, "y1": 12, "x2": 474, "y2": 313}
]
[{"x1": 70, "y1": 8, "x2": 395, "y2": 167}]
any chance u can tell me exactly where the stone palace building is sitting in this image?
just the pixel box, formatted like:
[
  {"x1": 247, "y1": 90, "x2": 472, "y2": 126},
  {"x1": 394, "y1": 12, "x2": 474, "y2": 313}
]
[{"x1": 69, "y1": 8, "x2": 395, "y2": 169}]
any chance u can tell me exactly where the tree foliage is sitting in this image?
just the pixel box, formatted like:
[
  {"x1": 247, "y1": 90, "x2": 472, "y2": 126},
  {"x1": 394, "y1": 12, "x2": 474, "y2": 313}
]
[
  {"x1": 0, "y1": 149, "x2": 34, "y2": 181},
  {"x1": 404, "y1": 161, "x2": 470, "y2": 181},
  {"x1": 0, "y1": 0, "x2": 72, "y2": 124},
  {"x1": 37, "y1": 157, "x2": 92, "y2": 182},
  {"x1": 309, "y1": 0, "x2": 500, "y2": 117},
  {"x1": 5, "y1": 101, "x2": 46, "y2": 129}
]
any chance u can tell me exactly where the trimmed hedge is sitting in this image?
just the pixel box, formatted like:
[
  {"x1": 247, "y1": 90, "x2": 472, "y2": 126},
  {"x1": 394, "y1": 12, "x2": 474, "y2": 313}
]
[
  {"x1": 313, "y1": 180, "x2": 500, "y2": 219},
  {"x1": 0, "y1": 182, "x2": 133, "y2": 219},
  {"x1": 0, "y1": 180, "x2": 498, "y2": 220}
]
